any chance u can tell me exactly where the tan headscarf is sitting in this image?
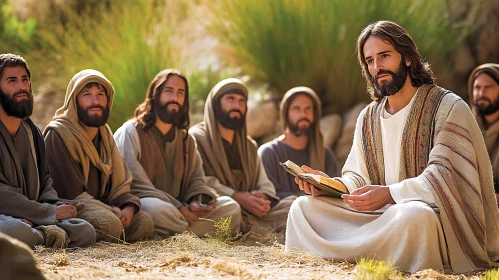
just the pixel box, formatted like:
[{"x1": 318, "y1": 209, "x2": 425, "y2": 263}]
[
  {"x1": 190, "y1": 78, "x2": 276, "y2": 197},
  {"x1": 280, "y1": 87, "x2": 325, "y2": 171},
  {"x1": 43, "y1": 69, "x2": 131, "y2": 202}
]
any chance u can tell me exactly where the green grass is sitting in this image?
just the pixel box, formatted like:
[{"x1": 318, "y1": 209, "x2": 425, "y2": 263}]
[
  {"x1": 33, "y1": 1, "x2": 176, "y2": 130},
  {"x1": 206, "y1": 0, "x2": 477, "y2": 114},
  {"x1": 355, "y1": 257, "x2": 402, "y2": 280},
  {"x1": 28, "y1": 0, "x2": 229, "y2": 130},
  {"x1": 480, "y1": 268, "x2": 499, "y2": 280},
  {"x1": 0, "y1": 0, "x2": 37, "y2": 53}
]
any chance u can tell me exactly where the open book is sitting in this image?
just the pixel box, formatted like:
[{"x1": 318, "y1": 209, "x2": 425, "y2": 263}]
[{"x1": 279, "y1": 160, "x2": 349, "y2": 198}]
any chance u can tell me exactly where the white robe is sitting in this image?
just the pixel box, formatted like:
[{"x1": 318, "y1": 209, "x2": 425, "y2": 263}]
[{"x1": 285, "y1": 92, "x2": 450, "y2": 273}]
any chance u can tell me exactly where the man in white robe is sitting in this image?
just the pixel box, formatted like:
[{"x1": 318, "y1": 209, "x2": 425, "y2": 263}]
[{"x1": 285, "y1": 21, "x2": 499, "y2": 273}]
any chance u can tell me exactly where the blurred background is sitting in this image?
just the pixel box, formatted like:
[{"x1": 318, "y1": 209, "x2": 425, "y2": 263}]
[{"x1": 1, "y1": 0, "x2": 498, "y2": 165}]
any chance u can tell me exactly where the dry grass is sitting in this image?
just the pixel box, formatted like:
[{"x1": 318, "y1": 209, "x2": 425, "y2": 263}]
[{"x1": 34, "y1": 233, "x2": 491, "y2": 279}]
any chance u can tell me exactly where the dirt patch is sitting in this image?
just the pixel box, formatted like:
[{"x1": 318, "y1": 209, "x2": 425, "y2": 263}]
[{"x1": 34, "y1": 233, "x2": 487, "y2": 279}]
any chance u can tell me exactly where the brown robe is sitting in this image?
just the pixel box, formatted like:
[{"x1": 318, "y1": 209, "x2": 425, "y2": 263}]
[
  {"x1": 189, "y1": 78, "x2": 278, "y2": 201},
  {"x1": 114, "y1": 120, "x2": 217, "y2": 208},
  {"x1": 45, "y1": 129, "x2": 139, "y2": 209}
]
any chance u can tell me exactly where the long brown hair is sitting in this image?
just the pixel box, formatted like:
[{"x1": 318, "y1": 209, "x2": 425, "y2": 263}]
[
  {"x1": 356, "y1": 21, "x2": 435, "y2": 101},
  {"x1": 134, "y1": 69, "x2": 190, "y2": 131}
]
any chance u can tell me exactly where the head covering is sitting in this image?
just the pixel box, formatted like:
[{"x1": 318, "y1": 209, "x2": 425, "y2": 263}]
[
  {"x1": 43, "y1": 69, "x2": 131, "y2": 201},
  {"x1": 190, "y1": 78, "x2": 276, "y2": 197},
  {"x1": 467, "y1": 63, "x2": 499, "y2": 121},
  {"x1": 280, "y1": 87, "x2": 325, "y2": 171}
]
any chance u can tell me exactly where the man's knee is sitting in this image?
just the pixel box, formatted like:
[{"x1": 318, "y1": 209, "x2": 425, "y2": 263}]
[
  {"x1": 141, "y1": 198, "x2": 178, "y2": 219},
  {"x1": 58, "y1": 218, "x2": 96, "y2": 247},
  {"x1": 289, "y1": 195, "x2": 311, "y2": 212},
  {"x1": 0, "y1": 216, "x2": 43, "y2": 248},
  {"x1": 81, "y1": 209, "x2": 122, "y2": 241},
  {"x1": 216, "y1": 196, "x2": 241, "y2": 214},
  {"x1": 127, "y1": 211, "x2": 155, "y2": 241},
  {"x1": 397, "y1": 202, "x2": 439, "y2": 226}
]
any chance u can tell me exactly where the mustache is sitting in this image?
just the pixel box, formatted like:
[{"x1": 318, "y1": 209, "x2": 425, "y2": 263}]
[
  {"x1": 13, "y1": 90, "x2": 32, "y2": 98},
  {"x1": 229, "y1": 109, "x2": 243, "y2": 115},
  {"x1": 85, "y1": 104, "x2": 106, "y2": 111},
  {"x1": 476, "y1": 97, "x2": 492, "y2": 104},
  {"x1": 374, "y1": 69, "x2": 395, "y2": 80},
  {"x1": 296, "y1": 118, "x2": 312, "y2": 125},
  {"x1": 163, "y1": 101, "x2": 181, "y2": 109}
]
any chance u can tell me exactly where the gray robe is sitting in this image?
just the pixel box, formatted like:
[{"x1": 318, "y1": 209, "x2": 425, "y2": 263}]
[{"x1": 0, "y1": 119, "x2": 95, "y2": 248}]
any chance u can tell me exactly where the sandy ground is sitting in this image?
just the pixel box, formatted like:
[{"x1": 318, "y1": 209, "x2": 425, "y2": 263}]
[{"x1": 34, "y1": 232, "x2": 489, "y2": 280}]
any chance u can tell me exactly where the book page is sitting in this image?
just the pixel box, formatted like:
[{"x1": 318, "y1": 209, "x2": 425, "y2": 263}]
[{"x1": 285, "y1": 160, "x2": 305, "y2": 174}]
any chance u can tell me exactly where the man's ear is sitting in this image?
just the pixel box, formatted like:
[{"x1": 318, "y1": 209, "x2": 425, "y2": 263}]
[{"x1": 406, "y1": 60, "x2": 411, "y2": 67}]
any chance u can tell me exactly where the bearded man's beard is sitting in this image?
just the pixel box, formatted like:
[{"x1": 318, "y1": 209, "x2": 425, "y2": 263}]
[
  {"x1": 474, "y1": 96, "x2": 499, "y2": 116},
  {"x1": 0, "y1": 88, "x2": 34, "y2": 118},
  {"x1": 288, "y1": 118, "x2": 313, "y2": 137},
  {"x1": 214, "y1": 106, "x2": 246, "y2": 131},
  {"x1": 156, "y1": 101, "x2": 183, "y2": 125},
  {"x1": 77, "y1": 104, "x2": 110, "y2": 127},
  {"x1": 372, "y1": 59, "x2": 408, "y2": 97}
]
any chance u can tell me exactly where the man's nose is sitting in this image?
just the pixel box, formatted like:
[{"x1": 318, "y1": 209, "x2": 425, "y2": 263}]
[
  {"x1": 17, "y1": 80, "x2": 27, "y2": 90},
  {"x1": 373, "y1": 59, "x2": 382, "y2": 74}
]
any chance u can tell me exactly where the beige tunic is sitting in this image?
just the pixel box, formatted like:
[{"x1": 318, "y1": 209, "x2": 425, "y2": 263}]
[{"x1": 286, "y1": 86, "x2": 499, "y2": 273}]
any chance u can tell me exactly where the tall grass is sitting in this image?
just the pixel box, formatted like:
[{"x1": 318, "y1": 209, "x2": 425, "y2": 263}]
[
  {"x1": 206, "y1": 0, "x2": 476, "y2": 114},
  {"x1": 33, "y1": 1, "x2": 225, "y2": 130},
  {"x1": 0, "y1": 0, "x2": 37, "y2": 53}
]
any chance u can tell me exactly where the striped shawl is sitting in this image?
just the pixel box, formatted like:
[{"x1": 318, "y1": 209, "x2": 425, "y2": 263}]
[{"x1": 342, "y1": 84, "x2": 499, "y2": 271}]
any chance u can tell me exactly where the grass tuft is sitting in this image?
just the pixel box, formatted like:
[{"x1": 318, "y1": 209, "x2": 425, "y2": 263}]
[
  {"x1": 203, "y1": 216, "x2": 241, "y2": 244},
  {"x1": 355, "y1": 257, "x2": 402, "y2": 280},
  {"x1": 480, "y1": 268, "x2": 499, "y2": 280}
]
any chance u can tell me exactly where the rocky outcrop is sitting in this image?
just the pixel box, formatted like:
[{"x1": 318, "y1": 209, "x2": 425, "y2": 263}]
[
  {"x1": 320, "y1": 114, "x2": 342, "y2": 148},
  {"x1": 246, "y1": 98, "x2": 279, "y2": 139},
  {"x1": 333, "y1": 103, "x2": 367, "y2": 167}
]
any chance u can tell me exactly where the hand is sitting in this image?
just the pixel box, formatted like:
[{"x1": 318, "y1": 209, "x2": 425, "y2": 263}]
[
  {"x1": 250, "y1": 190, "x2": 268, "y2": 200},
  {"x1": 20, "y1": 218, "x2": 33, "y2": 227},
  {"x1": 341, "y1": 185, "x2": 395, "y2": 211},
  {"x1": 189, "y1": 200, "x2": 216, "y2": 216},
  {"x1": 179, "y1": 206, "x2": 198, "y2": 225},
  {"x1": 233, "y1": 192, "x2": 271, "y2": 218},
  {"x1": 294, "y1": 165, "x2": 329, "y2": 197},
  {"x1": 111, "y1": 206, "x2": 122, "y2": 218},
  {"x1": 119, "y1": 206, "x2": 135, "y2": 229},
  {"x1": 56, "y1": 204, "x2": 77, "y2": 220}
]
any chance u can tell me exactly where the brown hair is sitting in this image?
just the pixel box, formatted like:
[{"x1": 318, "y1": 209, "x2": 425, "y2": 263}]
[
  {"x1": 356, "y1": 21, "x2": 435, "y2": 101},
  {"x1": 134, "y1": 69, "x2": 189, "y2": 131},
  {"x1": 0, "y1": 53, "x2": 31, "y2": 80}
]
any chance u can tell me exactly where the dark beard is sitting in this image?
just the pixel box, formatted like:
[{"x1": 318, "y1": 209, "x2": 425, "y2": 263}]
[
  {"x1": 372, "y1": 60, "x2": 408, "y2": 97},
  {"x1": 214, "y1": 106, "x2": 246, "y2": 131},
  {"x1": 288, "y1": 118, "x2": 313, "y2": 137},
  {"x1": 77, "y1": 104, "x2": 110, "y2": 127},
  {"x1": 474, "y1": 96, "x2": 499, "y2": 116},
  {"x1": 156, "y1": 101, "x2": 183, "y2": 125},
  {"x1": 0, "y1": 88, "x2": 34, "y2": 118}
]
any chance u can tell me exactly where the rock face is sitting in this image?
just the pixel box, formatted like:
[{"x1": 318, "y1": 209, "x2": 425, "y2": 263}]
[
  {"x1": 333, "y1": 103, "x2": 367, "y2": 167},
  {"x1": 31, "y1": 83, "x2": 65, "y2": 131},
  {"x1": 246, "y1": 98, "x2": 279, "y2": 139},
  {"x1": 320, "y1": 114, "x2": 342, "y2": 148}
]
